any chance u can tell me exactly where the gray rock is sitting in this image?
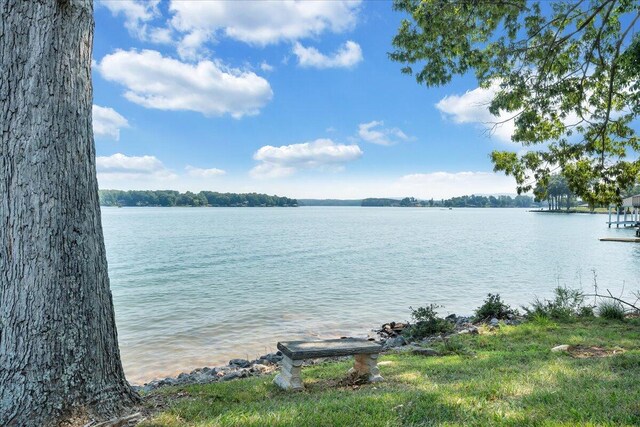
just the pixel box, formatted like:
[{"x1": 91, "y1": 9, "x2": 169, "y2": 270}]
[
  {"x1": 489, "y1": 318, "x2": 500, "y2": 327},
  {"x1": 259, "y1": 352, "x2": 283, "y2": 365},
  {"x1": 458, "y1": 325, "x2": 479, "y2": 335},
  {"x1": 551, "y1": 344, "x2": 570, "y2": 352},
  {"x1": 455, "y1": 316, "x2": 472, "y2": 326},
  {"x1": 383, "y1": 336, "x2": 406, "y2": 349},
  {"x1": 158, "y1": 377, "x2": 177, "y2": 387},
  {"x1": 221, "y1": 371, "x2": 243, "y2": 381},
  {"x1": 229, "y1": 358, "x2": 251, "y2": 368},
  {"x1": 250, "y1": 363, "x2": 270, "y2": 373}
]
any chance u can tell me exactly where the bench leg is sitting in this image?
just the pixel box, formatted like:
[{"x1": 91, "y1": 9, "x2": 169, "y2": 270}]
[
  {"x1": 273, "y1": 356, "x2": 303, "y2": 390},
  {"x1": 350, "y1": 353, "x2": 383, "y2": 383}
]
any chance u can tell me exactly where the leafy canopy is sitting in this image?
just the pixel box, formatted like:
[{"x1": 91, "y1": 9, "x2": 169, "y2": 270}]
[{"x1": 390, "y1": 0, "x2": 640, "y2": 205}]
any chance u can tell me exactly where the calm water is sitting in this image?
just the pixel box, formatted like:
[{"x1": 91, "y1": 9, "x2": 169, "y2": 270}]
[{"x1": 101, "y1": 207, "x2": 640, "y2": 384}]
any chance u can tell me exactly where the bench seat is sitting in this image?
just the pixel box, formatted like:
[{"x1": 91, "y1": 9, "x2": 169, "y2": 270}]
[{"x1": 277, "y1": 338, "x2": 382, "y2": 360}]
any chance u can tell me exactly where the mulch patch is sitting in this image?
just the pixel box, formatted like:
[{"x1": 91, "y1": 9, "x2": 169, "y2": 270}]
[{"x1": 568, "y1": 345, "x2": 624, "y2": 358}]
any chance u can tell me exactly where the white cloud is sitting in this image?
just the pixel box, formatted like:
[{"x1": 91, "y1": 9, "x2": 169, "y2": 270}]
[
  {"x1": 436, "y1": 83, "x2": 597, "y2": 143},
  {"x1": 185, "y1": 165, "x2": 226, "y2": 178},
  {"x1": 436, "y1": 84, "x2": 517, "y2": 143},
  {"x1": 293, "y1": 41, "x2": 363, "y2": 69},
  {"x1": 98, "y1": 1, "x2": 170, "y2": 43},
  {"x1": 358, "y1": 121, "x2": 411, "y2": 146},
  {"x1": 251, "y1": 138, "x2": 363, "y2": 178},
  {"x1": 260, "y1": 61, "x2": 274, "y2": 72},
  {"x1": 96, "y1": 49, "x2": 273, "y2": 118},
  {"x1": 96, "y1": 153, "x2": 177, "y2": 186},
  {"x1": 92, "y1": 105, "x2": 129, "y2": 140},
  {"x1": 168, "y1": 1, "x2": 360, "y2": 58}
]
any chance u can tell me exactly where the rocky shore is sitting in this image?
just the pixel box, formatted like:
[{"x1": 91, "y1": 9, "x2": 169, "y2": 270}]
[{"x1": 134, "y1": 313, "x2": 523, "y2": 394}]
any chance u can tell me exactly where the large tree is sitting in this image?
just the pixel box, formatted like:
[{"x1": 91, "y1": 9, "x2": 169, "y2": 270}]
[
  {"x1": 0, "y1": 0, "x2": 139, "y2": 425},
  {"x1": 390, "y1": 0, "x2": 640, "y2": 206}
]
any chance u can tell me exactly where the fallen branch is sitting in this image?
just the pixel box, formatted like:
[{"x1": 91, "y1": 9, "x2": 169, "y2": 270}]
[
  {"x1": 584, "y1": 289, "x2": 640, "y2": 312},
  {"x1": 84, "y1": 412, "x2": 144, "y2": 427}
]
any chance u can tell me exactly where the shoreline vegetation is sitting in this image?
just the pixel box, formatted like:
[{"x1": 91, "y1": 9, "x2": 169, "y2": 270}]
[
  {"x1": 99, "y1": 190, "x2": 298, "y2": 208},
  {"x1": 134, "y1": 289, "x2": 640, "y2": 426},
  {"x1": 99, "y1": 190, "x2": 544, "y2": 209},
  {"x1": 531, "y1": 208, "x2": 610, "y2": 214},
  {"x1": 100, "y1": 190, "x2": 638, "y2": 213}
]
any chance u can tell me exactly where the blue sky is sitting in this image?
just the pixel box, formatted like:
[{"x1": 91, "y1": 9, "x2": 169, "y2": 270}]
[{"x1": 92, "y1": 0, "x2": 521, "y2": 199}]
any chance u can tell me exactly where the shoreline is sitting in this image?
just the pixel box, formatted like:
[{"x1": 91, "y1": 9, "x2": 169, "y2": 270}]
[
  {"x1": 132, "y1": 312, "x2": 519, "y2": 393},
  {"x1": 530, "y1": 209, "x2": 609, "y2": 214}
]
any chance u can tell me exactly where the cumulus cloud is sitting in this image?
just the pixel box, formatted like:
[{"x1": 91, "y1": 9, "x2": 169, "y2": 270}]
[
  {"x1": 96, "y1": 153, "x2": 177, "y2": 185},
  {"x1": 185, "y1": 165, "x2": 226, "y2": 178},
  {"x1": 260, "y1": 61, "x2": 274, "y2": 72},
  {"x1": 98, "y1": 0, "x2": 171, "y2": 43},
  {"x1": 96, "y1": 49, "x2": 273, "y2": 118},
  {"x1": 251, "y1": 139, "x2": 363, "y2": 178},
  {"x1": 437, "y1": 82, "x2": 612, "y2": 144},
  {"x1": 436, "y1": 84, "x2": 517, "y2": 143},
  {"x1": 293, "y1": 41, "x2": 362, "y2": 69},
  {"x1": 358, "y1": 121, "x2": 411, "y2": 146},
  {"x1": 92, "y1": 105, "x2": 129, "y2": 140},
  {"x1": 168, "y1": 1, "x2": 360, "y2": 58}
]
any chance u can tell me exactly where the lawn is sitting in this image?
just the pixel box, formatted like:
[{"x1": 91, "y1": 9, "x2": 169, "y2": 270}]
[{"x1": 139, "y1": 318, "x2": 640, "y2": 426}]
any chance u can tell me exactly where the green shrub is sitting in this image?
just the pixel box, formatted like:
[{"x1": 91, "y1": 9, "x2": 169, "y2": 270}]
[
  {"x1": 529, "y1": 313, "x2": 557, "y2": 327},
  {"x1": 403, "y1": 304, "x2": 454, "y2": 340},
  {"x1": 598, "y1": 301, "x2": 626, "y2": 320},
  {"x1": 523, "y1": 286, "x2": 586, "y2": 320},
  {"x1": 578, "y1": 306, "x2": 596, "y2": 318},
  {"x1": 474, "y1": 293, "x2": 518, "y2": 321}
]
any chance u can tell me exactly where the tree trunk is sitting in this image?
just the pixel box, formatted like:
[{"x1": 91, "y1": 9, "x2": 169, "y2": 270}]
[{"x1": 0, "y1": 1, "x2": 139, "y2": 425}]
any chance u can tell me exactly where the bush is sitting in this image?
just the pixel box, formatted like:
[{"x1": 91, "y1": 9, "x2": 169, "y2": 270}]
[
  {"x1": 598, "y1": 301, "x2": 626, "y2": 320},
  {"x1": 523, "y1": 286, "x2": 586, "y2": 320},
  {"x1": 529, "y1": 313, "x2": 557, "y2": 327},
  {"x1": 578, "y1": 306, "x2": 596, "y2": 318},
  {"x1": 403, "y1": 304, "x2": 454, "y2": 340},
  {"x1": 474, "y1": 293, "x2": 518, "y2": 321}
]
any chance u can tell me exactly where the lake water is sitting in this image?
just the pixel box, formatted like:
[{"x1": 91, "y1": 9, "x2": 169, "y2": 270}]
[{"x1": 101, "y1": 207, "x2": 640, "y2": 384}]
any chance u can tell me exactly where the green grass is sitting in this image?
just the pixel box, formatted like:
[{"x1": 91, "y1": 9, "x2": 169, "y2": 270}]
[
  {"x1": 140, "y1": 318, "x2": 640, "y2": 426},
  {"x1": 573, "y1": 207, "x2": 610, "y2": 214}
]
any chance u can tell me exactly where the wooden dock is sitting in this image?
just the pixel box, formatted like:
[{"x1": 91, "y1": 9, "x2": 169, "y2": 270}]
[
  {"x1": 599, "y1": 237, "x2": 640, "y2": 243},
  {"x1": 607, "y1": 194, "x2": 640, "y2": 228}
]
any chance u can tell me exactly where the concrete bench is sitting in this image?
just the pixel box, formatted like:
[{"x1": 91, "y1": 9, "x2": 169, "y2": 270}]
[{"x1": 273, "y1": 338, "x2": 383, "y2": 390}]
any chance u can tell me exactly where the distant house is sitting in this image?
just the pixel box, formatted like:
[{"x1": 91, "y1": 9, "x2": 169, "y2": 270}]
[{"x1": 622, "y1": 194, "x2": 640, "y2": 208}]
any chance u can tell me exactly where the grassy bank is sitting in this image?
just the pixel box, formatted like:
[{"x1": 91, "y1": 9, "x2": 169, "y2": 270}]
[
  {"x1": 140, "y1": 318, "x2": 640, "y2": 426},
  {"x1": 531, "y1": 207, "x2": 610, "y2": 214}
]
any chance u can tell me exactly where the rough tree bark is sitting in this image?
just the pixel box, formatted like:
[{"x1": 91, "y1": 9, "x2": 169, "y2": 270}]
[{"x1": 0, "y1": 0, "x2": 139, "y2": 425}]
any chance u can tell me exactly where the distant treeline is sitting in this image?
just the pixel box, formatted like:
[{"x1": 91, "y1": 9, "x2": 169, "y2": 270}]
[
  {"x1": 362, "y1": 195, "x2": 539, "y2": 208},
  {"x1": 99, "y1": 190, "x2": 298, "y2": 207}
]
